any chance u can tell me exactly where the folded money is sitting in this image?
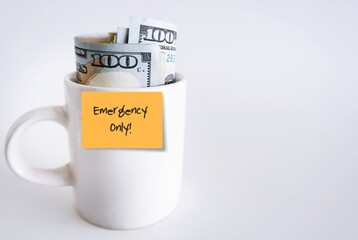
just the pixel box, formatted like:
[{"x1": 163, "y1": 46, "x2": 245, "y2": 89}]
[
  {"x1": 75, "y1": 34, "x2": 160, "y2": 88},
  {"x1": 128, "y1": 16, "x2": 177, "y2": 85},
  {"x1": 74, "y1": 17, "x2": 177, "y2": 88}
]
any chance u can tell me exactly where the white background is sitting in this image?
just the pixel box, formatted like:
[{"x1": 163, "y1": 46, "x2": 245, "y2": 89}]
[{"x1": 1, "y1": 0, "x2": 358, "y2": 239}]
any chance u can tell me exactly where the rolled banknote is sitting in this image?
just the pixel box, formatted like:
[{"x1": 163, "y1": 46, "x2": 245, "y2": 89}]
[
  {"x1": 128, "y1": 16, "x2": 177, "y2": 84},
  {"x1": 116, "y1": 27, "x2": 129, "y2": 44},
  {"x1": 75, "y1": 33, "x2": 160, "y2": 88}
]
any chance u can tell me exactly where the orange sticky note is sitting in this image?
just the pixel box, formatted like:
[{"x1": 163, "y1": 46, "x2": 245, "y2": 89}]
[{"x1": 82, "y1": 92, "x2": 162, "y2": 148}]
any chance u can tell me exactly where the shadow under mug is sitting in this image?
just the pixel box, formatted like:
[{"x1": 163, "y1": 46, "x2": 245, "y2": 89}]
[{"x1": 5, "y1": 72, "x2": 186, "y2": 230}]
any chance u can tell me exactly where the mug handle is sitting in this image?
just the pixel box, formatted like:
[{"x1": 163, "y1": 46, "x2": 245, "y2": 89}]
[{"x1": 5, "y1": 105, "x2": 72, "y2": 186}]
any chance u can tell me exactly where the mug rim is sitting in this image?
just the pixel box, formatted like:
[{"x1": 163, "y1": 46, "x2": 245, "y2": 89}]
[{"x1": 64, "y1": 72, "x2": 185, "y2": 91}]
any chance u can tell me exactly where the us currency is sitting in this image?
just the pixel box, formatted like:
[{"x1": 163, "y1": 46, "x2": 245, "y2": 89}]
[
  {"x1": 75, "y1": 34, "x2": 160, "y2": 88},
  {"x1": 116, "y1": 27, "x2": 129, "y2": 43},
  {"x1": 128, "y1": 16, "x2": 177, "y2": 85}
]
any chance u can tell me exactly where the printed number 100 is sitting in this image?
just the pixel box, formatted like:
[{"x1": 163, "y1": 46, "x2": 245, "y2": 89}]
[{"x1": 144, "y1": 28, "x2": 175, "y2": 44}]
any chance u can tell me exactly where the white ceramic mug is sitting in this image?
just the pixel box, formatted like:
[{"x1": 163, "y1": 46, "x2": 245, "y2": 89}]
[{"x1": 5, "y1": 72, "x2": 186, "y2": 230}]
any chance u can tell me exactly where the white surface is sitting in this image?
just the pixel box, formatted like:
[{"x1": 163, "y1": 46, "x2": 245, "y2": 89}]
[{"x1": 0, "y1": 0, "x2": 357, "y2": 239}]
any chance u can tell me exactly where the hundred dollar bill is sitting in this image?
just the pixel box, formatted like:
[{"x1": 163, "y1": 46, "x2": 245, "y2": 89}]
[
  {"x1": 128, "y1": 16, "x2": 177, "y2": 84},
  {"x1": 75, "y1": 33, "x2": 160, "y2": 88},
  {"x1": 116, "y1": 27, "x2": 129, "y2": 43}
]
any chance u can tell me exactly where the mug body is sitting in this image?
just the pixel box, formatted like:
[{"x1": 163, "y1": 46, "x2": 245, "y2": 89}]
[{"x1": 64, "y1": 72, "x2": 186, "y2": 229}]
